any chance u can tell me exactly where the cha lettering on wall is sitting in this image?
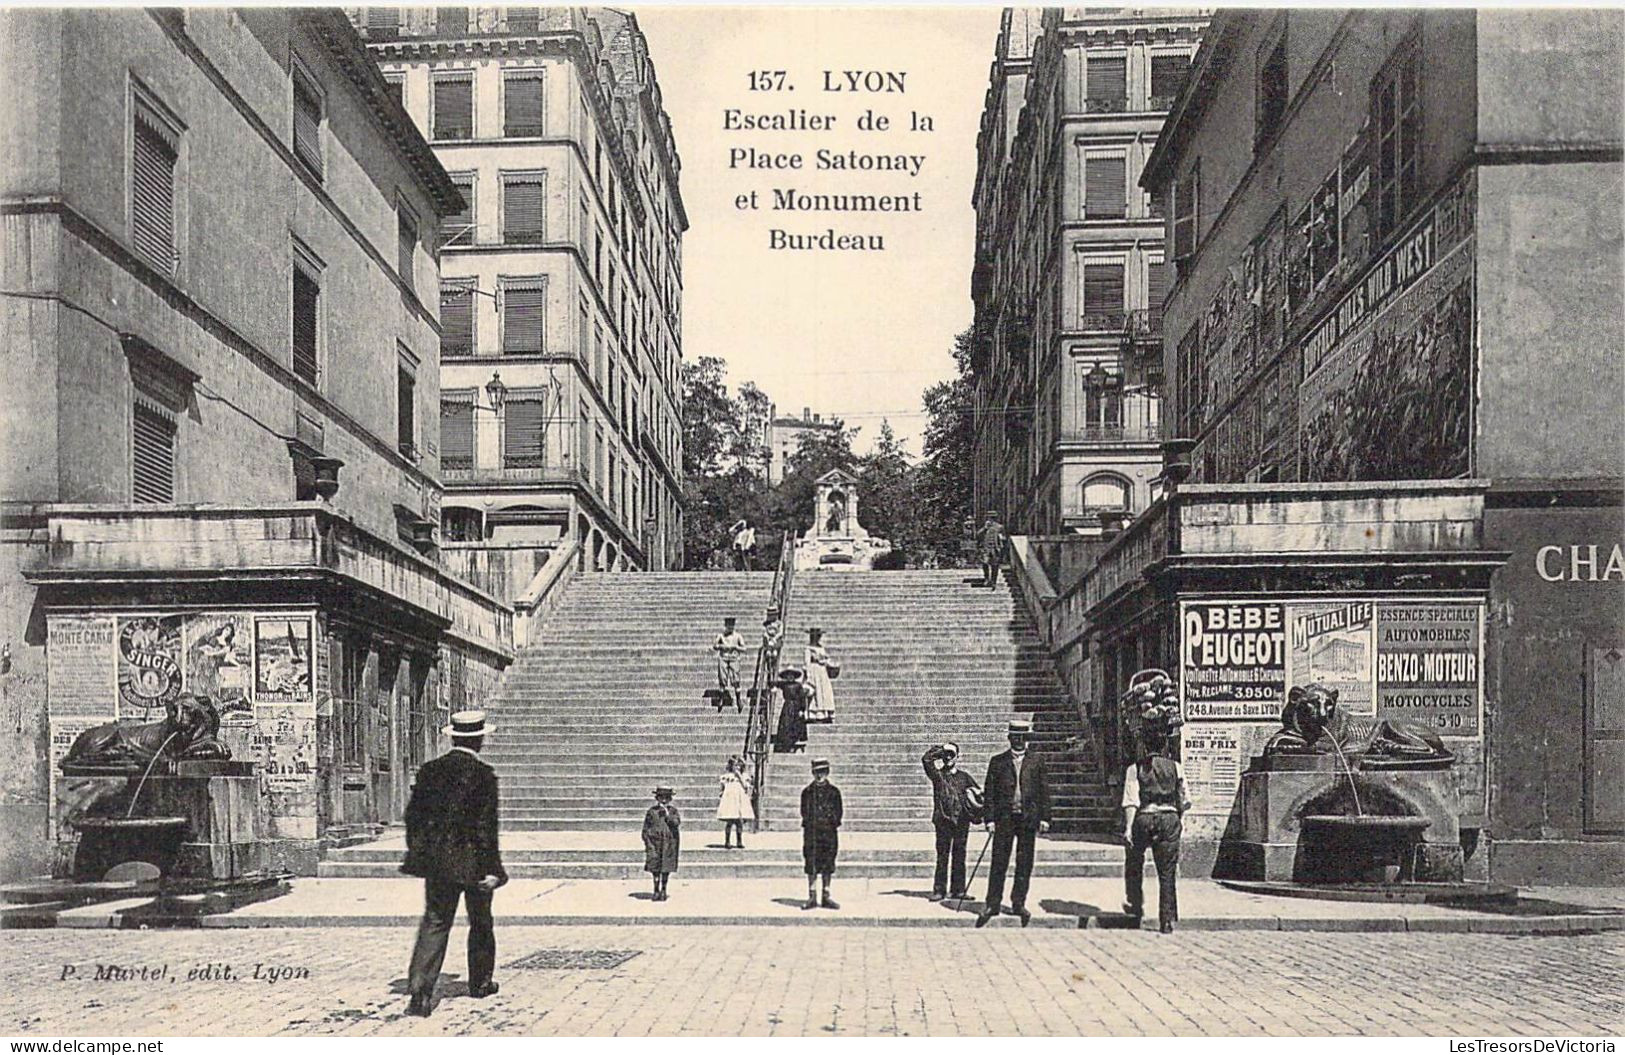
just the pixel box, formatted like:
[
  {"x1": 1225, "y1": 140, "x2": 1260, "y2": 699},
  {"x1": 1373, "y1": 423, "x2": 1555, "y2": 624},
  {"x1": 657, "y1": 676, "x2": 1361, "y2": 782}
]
[{"x1": 1535, "y1": 544, "x2": 1625, "y2": 583}]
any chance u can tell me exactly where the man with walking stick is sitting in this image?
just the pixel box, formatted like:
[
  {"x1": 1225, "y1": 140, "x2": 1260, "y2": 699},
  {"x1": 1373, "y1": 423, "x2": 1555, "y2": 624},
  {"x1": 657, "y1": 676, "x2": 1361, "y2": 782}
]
[{"x1": 975, "y1": 718, "x2": 1051, "y2": 927}]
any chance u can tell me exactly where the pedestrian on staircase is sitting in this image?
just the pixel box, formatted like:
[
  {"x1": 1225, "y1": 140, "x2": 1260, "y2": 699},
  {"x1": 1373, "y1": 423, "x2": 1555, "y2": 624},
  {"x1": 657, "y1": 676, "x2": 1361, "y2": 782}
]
[
  {"x1": 730, "y1": 518, "x2": 756, "y2": 571},
  {"x1": 717, "y1": 755, "x2": 754, "y2": 848},
  {"x1": 761, "y1": 608, "x2": 784, "y2": 678},
  {"x1": 713, "y1": 617, "x2": 747, "y2": 711},
  {"x1": 980, "y1": 510, "x2": 1008, "y2": 588},
  {"x1": 922, "y1": 742, "x2": 983, "y2": 901},
  {"x1": 975, "y1": 717, "x2": 1052, "y2": 928},
  {"x1": 401, "y1": 710, "x2": 507, "y2": 1017},
  {"x1": 771, "y1": 667, "x2": 810, "y2": 753},
  {"x1": 800, "y1": 757, "x2": 843, "y2": 909},
  {"x1": 643, "y1": 786, "x2": 681, "y2": 901},
  {"x1": 804, "y1": 628, "x2": 838, "y2": 723}
]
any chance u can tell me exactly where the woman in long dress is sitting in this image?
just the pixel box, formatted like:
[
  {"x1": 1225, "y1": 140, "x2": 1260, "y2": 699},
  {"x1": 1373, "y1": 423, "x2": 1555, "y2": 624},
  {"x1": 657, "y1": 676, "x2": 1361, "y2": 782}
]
[
  {"x1": 716, "y1": 755, "x2": 754, "y2": 848},
  {"x1": 772, "y1": 668, "x2": 809, "y2": 753},
  {"x1": 804, "y1": 628, "x2": 837, "y2": 723}
]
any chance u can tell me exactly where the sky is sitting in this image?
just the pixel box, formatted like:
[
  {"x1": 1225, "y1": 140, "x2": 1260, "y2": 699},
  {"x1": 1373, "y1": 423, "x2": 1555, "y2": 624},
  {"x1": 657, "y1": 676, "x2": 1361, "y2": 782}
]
[{"x1": 635, "y1": 6, "x2": 1004, "y2": 457}]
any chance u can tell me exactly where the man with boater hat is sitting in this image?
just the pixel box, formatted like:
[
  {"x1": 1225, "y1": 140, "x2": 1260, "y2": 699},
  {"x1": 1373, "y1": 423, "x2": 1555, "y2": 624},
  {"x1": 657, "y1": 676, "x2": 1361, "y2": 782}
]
[
  {"x1": 922, "y1": 741, "x2": 982, "y2": 901},
  {"x1": 800, "y1": 757, "x2": 843, "y2": 909},
  {"x1": 401, "y1": 710, "x2": 507, "y2": 1017},
  {"x1": 976, "y1": 717, "x2": 1051, "y2": 927}
]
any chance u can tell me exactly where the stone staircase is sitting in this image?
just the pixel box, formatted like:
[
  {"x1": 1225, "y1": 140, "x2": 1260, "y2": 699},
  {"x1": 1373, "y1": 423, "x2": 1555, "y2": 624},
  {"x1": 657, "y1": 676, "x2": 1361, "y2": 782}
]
[{"x1": 318, "y1": 568, "x2": 1116, "y2": 878}]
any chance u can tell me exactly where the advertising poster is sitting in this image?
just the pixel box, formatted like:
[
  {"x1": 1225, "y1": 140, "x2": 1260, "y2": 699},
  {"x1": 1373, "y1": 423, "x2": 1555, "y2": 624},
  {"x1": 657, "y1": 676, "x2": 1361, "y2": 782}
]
[
  {"x1": 116, "y1": 614, "x2": 185, "y2": 718},
  {"x1": 251, "y1": 710, "x2": 318, "y2": 839},
  {"x1": 48, "y1": 717, "x2": 116, "y2": 842},
  {"x1": 184, "y1": 613, "x2": 253, "y2": 723},
  {"x1": 1180, "y1": 725, "x2": 1245, "y2": 815},
  {"x1": 255, "y1": 617, "x2": 313, "y2": 704},
  {"x1": 1375, "y1": 603, "x2": 1483, "y2": 735},
  {"x1": 1285, "y1": 600, "x2": 1376, "y2": 716},
  {"x1": 1179, "y1": 601, "x2": 1286, "y2": 720},
  {"x1": 46, "y1": 615, "x2": 116, "y2": 718}
]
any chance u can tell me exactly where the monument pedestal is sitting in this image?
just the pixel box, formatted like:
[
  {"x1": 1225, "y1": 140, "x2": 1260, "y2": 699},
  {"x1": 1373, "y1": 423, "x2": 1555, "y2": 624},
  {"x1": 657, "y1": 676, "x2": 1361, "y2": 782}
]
[{"x1": 1215, "y1": 755, "x2": 1464, "y2": 883}]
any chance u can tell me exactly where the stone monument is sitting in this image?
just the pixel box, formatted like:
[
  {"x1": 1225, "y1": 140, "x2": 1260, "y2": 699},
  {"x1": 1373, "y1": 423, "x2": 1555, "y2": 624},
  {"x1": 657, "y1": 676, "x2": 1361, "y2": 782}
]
[{"x1": 794, "y1": 469, "x2": 893, "y2": 571}]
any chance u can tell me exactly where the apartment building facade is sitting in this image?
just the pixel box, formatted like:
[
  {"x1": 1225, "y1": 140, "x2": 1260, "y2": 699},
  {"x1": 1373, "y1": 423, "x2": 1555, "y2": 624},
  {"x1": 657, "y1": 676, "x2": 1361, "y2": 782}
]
[
  {"x1": 0, "y1": 7, "x2": 513, "y2": 879},
  {"x1": 971, "y1": 7, "x2": 1206, "y2": 537},
  {"x1": 352, "y1": 6, "x2": 687, "y2": 576}
]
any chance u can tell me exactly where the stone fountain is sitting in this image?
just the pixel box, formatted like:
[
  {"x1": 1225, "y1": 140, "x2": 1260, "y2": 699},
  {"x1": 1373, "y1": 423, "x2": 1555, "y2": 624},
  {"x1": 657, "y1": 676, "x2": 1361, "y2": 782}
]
[{"x1": 1216, "y1": 684, "x2": 1510, "y2": 901}]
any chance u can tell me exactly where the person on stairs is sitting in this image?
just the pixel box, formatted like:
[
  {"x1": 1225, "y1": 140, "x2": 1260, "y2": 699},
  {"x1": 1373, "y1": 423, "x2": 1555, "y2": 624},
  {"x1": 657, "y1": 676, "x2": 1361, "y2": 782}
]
[
  {"x1": 1122, "y1": 724, "x2": 1189, "y2": 934},
  {"x1": 923, "y1": 741, "x2": 983, "y2": 902},
  {"x1": 771, "y1": 667, "x2": 810, "y2": 753},
  {"x1": 713, "y1": 617, "x2": 747, "y2": 712},
  {"x1": 800, "y1": 757, "x2": 843, "y2": 909},
  {"x1": 401, "y1": 710, "x2": 507, "y2": 1017},
  {"x1": 717, "y1": 755, "x2": 754, "y2": 849},
  {"x1": 980, "y1": 510, "x2": 1008, "y2": 588},
  {"x1": 643, "y1": 786, "x2": 680, "y2": 901},
  {"x1": 804, "y1": 628, "x2": 839, "y2": 723},
  {"x1": 976, "y1": 718, "x2": 1051, "y2": 928},
  {"x1": 730, "y1": 518, "x2": 756, "y2": 571}
]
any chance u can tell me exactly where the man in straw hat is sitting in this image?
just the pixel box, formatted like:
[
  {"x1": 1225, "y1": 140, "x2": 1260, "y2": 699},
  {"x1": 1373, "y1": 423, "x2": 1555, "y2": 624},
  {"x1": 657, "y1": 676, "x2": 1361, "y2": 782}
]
[
  {"x1": 975, "y1": 717, "x2": 1051, "y2": 927},
  {"x1": 922, "y1": 741, "x2": 982, "y2": 901},
  {"x1": 800, "y1": 757, "x2": 844, "y2": 909},
  {"x1": 401, "y1": 710, "x2": 508, "y2": 1017}
]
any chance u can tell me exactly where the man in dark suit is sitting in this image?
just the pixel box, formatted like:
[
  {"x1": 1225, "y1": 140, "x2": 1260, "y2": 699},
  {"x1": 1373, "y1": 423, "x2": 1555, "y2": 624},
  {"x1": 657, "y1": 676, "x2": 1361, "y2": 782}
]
[
  {"x1": 401, "y1": 710, "x2": 508, "y2": 1017},
  {"x1": 976, "y1": 717, "x2": 1051, "y2": 927}
]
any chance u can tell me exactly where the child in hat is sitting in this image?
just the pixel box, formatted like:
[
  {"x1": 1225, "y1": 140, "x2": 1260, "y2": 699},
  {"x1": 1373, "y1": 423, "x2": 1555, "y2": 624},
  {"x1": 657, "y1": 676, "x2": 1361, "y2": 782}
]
[
  {"x1": 800, "y1": 757, "x2": 843, "y2": 909},
  {"x1": 717, "y1": 755, "x2": 754, "y2": 848},
  {"x1": 713, "y1": 617, "x2": 747, "y2": 712},
  {"x1": 761, "y1": 608, "x2": 784, "y2": 678},
  {"x1": 643, "y1": 786, "x2": 681, "y2": 901}
]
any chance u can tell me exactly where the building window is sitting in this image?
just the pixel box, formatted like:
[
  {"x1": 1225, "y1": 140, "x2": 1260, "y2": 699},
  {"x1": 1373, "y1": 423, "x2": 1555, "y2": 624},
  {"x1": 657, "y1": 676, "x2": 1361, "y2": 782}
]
[
  {"x1": 291, "y1": 61, "x2": 323, "y2": 179},
  {"x1": 397, "y1": 361, "x2": 416, "y2": 457},
  {"x1": 382, "y1": 74, "x2": 404, "y2": 110},
  {"x1": 1081, "y1": 474, "x2": 1130, "y2": 512},
  {"x1": 577, "y1": 401, "x2": 591, "y2": 481},
  {"x1": 1176, "y1": 322, "x2": 1203, "y2": 436},
  {"x1": 130, "y1": 87, "x2": 181, "y2": 274},
  {"x1": 1372, "y1": 34, "x2": 1422, "y2": 241},
  {"x1": 1146, "y1": 257, "x2": 1171, "y2": 323},
  {"x1": 1084, "y1": 154, "x2": 1126, "y2": 219},
  {"x1": 397, "y1": 204, "x2": 417, "y2": 292},
  {"x1": 1082, "y1": 262, "x2": 1125, "y2": 327},
  {"x1": 292, "y1": 259, "x2": 321, "y2": 385},
  {"x1": 1172, "y1": 161, "x2": 1200, "y2": 262},
  {"x1": 132, "y1": 399, "x2": 177, "y2": 503},
  {"x1": 1255, "y1": 20, "x2": 1289, "y2": 150},
  {"x1": 504, "y1": 71, "x2": 545, "y2": 137},
  {"x1": 505, "y1": 7, "x2": 541, "y2": 33},
  {"x1": 1150, "y1": 53, "x2": 1190, "y2": 110},
  {"x1": 501, "y1": 278, "x2": 546, "y2": 354},
  {"x1": 503, "y1": 394, "x2": 547, "y2": 469},
  {"x1": 502, "y1": 172, "x2": 546, "y2": 244},
  {"x1": 365, "y1": 7, "x2": 400, "y2": 40},
  {"x1": 441, "y1": 174, "x2": 474, "y2": 247},
  {"x1": 336, "y1": 636, "x2": 365, "y2": 768},
  {"x1": 1086, "y1": 55, "x2": 1127, "y2": 113},
  {"x1": 432, "y1": 77, "x2": 474, "y2": 141},
  {"x1": 436, "y1": 7, "x2": 468, "y2": 35},
  {"x1": 441, "y1": 391, "x2": 474, "y2": 471},
  {"x1": 440, "y1": 281, "x2": 474, "y2": 357},
  {"x1": 442, "y1": 507, "x2": 482, "y2": 542}
]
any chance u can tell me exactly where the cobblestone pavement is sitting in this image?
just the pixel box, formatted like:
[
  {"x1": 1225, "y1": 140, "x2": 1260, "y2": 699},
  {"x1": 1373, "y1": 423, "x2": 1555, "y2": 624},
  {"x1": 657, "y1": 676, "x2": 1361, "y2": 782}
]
[{"x1": 3, "y1": 926, "x2": 1621, "y2": 1037}]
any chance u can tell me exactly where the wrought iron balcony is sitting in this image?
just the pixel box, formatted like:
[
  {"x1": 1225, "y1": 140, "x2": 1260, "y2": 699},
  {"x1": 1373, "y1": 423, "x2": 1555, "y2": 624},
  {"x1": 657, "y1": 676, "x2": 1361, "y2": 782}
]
[
  {"x1": 1080, "y1": 310, "x2": 1127, "y2": 333},
  {"x1": 1059, "y1": 423, "x2": 1162, "y2": 444},
  {"x1": 442, "y1": 463, "x2": 591, "y2": 487},
  {"x1": 1085, "y1": 96, "x2": 1129, "y2": 115}
]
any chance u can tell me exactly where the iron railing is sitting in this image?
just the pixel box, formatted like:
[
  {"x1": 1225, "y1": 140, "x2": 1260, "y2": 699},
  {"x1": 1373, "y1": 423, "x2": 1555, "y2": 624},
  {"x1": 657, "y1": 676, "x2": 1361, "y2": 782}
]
[{"x1": 740, "y1": 531, "x2": 796, "y2": 829}]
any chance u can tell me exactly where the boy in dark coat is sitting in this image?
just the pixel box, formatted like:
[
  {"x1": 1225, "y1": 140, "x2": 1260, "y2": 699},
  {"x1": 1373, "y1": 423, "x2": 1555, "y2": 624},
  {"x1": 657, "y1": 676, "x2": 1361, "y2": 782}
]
[
  {"x1": 642, "y1": 786, "x2": 680, "y2": 901},
  {"x1": 800, "y1": 757, "x2": 843, "y2": 909},
  {"x1": 923, "y1": 741, "x2": 982, "y2": 901},
  {"x1": 401, "y1": 710, "x2": 508, "y2": 1017}
]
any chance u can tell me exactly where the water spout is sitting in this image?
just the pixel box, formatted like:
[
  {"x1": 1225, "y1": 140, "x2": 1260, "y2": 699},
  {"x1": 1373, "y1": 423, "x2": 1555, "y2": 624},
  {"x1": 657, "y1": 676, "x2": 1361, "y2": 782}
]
[
  {"x1": 1327, "y1": 731, "x2": 1364, "y2": 817},
  {"x1": 126, "y1": 731, "x2": 180, "y2": 819}
]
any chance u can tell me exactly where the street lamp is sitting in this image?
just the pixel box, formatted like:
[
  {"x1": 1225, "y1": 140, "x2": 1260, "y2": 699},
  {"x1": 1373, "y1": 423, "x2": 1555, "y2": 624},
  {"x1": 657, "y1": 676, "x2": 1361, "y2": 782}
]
[{"x1": 485, "y1": 371, "x2": 507, "y2": 413}]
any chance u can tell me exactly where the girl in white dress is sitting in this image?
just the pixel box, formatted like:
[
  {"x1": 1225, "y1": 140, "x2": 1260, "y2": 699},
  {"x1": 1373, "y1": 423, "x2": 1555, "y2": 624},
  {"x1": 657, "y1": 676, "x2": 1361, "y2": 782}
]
[
  {"x1": 717, "y1": 755, "x2": 754, "y2": 848},
  {"x1": 804, "y1": 627, "x2": 838, "y2": 723}
]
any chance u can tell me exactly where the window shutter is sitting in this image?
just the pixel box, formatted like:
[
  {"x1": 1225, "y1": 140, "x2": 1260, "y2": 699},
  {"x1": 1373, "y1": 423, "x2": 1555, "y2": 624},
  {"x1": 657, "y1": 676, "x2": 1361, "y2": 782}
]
[
  {"x1": 1147, "y1": 260, "x2": 1171, "y2": 320},
  {"x1": 366, "y1": 7, "x2": 400, "y2": 39},
  {"x1": 436, "y1": 7, "x2": 467, "y2": 34},
  {"x1": 1150, "y1": 55, "x2": 1189, "y2": 108},
  {"x1": 441, "y1": 397, "x2": 474, "y2": 470},
  {"x1": 433, "y1": 79, "x2": 473, "y2": 140},
  {"x1": 505, "y1": 75, "x2": 544, "y2": 137},
  {"x1": 441, "y1": 178, "x2": 473, "y2": 247},
  {"x1": 1084, "y1": 156, "x2": 1126, "y2": 218},
  {"x1": 1087, "y1": 57, "x2": 1126, "y2": 112},
  {"x1": 292, "y1": 70, "x2": 322, "y2": 177},
  {"x1": 384, "y1": 77, "x2": 404, "y2": 110},
  {"x1": 503, "y1": 178, "x2": 544, "y2": 243},
  {"x1": 503, "y1": 283, "x2": 545, "y2": 354},
  {"x1": 504, "y1": 397, "x2": 547, "y2": 468},
  {"x1": 1083, "y1": 263, "x2": 1125, "y2": 322},
  {"x1": 292, "y1": 268, "x2": 320, "y2": 383},
  {"x1": 397, "y1": 209, "x2": 417, "y2": 288},
  {"x1": 1173, "y1": 166, "x2": 1199, "y2": 260},
  {"x1": 131, "y1": 110, "x2": 178, "y2": 273},
  {"x1": 506, "y1": 7, "x2": 540, "y2": 33},
  {"x1": 397, "y1": 367, "x2": 415, "y2": 455},
  {"x1": 132, "y1": 400, "x2": 176, "y2": 503},
  {"x1": 440, "y1": 285, "x2": 473, "y2": 357}
]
